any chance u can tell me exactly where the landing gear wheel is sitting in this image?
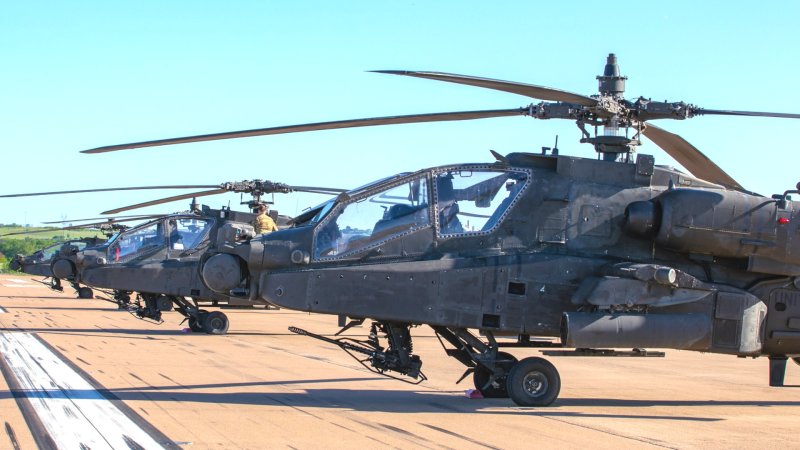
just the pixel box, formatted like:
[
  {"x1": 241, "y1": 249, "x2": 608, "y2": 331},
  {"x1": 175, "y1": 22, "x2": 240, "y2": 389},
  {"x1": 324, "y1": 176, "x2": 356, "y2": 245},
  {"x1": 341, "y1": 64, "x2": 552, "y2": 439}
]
[
  {"x1": 506, "y1": 357, "x2": 560, "y2": 407},
  {"x1": 203, "y1": 311, "x2": 229, "y2": 335},
  {"x1": 473, "y1": 352, "x2": 518, "y2": 398},
  {"x1": 156, "y1": 296, "x2": 173, "y2": 312},
  {"x1": 78, "y1": 287, "x2": 94, "y2": 299}
]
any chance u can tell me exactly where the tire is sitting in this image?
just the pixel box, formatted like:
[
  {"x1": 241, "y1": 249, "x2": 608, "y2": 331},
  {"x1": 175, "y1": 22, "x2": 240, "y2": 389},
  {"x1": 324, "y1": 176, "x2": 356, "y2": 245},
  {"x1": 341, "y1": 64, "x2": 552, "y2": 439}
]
[
  {"x1": 506, "y1": 357, "x2": 560, "y2": 407},
  {"x1": 473, "y1": 351, "x2": 518, "y2": 398},
  {"x1": 156, "y1": 296, "x2": 174, "y2": 312},
  {"x1": 203, "y1": 311, "x2": 229, "y2": 335},
  {"x1": 78, "y1": 287, "x2": 94, "y2": 299}
]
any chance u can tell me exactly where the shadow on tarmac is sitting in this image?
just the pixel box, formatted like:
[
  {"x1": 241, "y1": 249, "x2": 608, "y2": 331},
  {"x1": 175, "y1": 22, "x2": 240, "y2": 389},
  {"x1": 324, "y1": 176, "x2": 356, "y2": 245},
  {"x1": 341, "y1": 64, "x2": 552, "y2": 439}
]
[
  {"x1": 4, "y1": 377, "x2": 788, "y2": 419},
  {"x1": 0, "y1": 327, "x2": 304, "y2": 338}
]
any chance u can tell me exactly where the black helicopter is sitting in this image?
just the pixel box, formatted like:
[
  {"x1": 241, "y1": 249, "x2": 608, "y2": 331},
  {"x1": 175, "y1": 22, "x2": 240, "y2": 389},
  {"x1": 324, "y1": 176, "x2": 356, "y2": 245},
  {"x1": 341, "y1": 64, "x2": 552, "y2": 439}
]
[
  {"x1": 2, "y1": 218, "x2": 142, "y2": 298},
  {"x1": 2, "y1": 182, "x2": 343, "y2": 333},
  {"x1": 84, "y1": 54, "x2": 800, "y2": 406},
  {"x1": 8, "y1": 235, "x2": 107, "y2": 298}
]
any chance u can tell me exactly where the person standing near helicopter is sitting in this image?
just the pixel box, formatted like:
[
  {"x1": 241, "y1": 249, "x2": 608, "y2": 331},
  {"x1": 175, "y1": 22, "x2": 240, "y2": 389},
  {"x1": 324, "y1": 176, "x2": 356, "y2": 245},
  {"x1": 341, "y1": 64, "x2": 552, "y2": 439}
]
[{"x1": 253, "y1": 203, "x2": 278, "y2": 234}]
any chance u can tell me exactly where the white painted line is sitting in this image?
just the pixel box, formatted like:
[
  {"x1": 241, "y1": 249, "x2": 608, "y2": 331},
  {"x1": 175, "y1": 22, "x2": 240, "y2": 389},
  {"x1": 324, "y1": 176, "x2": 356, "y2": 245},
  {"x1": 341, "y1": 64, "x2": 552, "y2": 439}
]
[
  {"x1": 0, "y1": 332, "x2": 165, "y2": 449},
  {"x1": 6, "y1": 278, "x2": 32, "y2": 284}
]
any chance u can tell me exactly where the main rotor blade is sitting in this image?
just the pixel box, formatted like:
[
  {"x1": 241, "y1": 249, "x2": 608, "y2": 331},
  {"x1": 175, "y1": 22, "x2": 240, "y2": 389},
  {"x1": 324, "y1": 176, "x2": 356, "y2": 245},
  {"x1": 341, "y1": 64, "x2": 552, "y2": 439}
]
[
  {"x1": 81, "y1": 109, "x2": 528, "y2": 153},
  {"x1": 290, "y1": 185, "x2": 347, "y2": 195},
  {"x1": 0, "y1": 223, "x2": 103, "y2": 237},
  {"x1": 642, "y1": 123, "x2": 744, "y2": 191},
  {"x1": 102, "y1": 188, "x2": 229, "y2": 215},
  {"x1": 42, "y1": 214, "x2": 163, "y2": 224},
  {"x1": 1, "y1": 228, "x2": 65, "y2": 238},
  {"x1": 0, "y1": 185, "x2": 219, "y2": 198},
  {"x1": 1, "y1": 215, "x2": 162, "y2": 237},
  {"x1": 373, "y1": 70, "x2": 599, "y2": 107},
  {"x1": 693, "y1": 108, "x2": 800, "y2": 119}
]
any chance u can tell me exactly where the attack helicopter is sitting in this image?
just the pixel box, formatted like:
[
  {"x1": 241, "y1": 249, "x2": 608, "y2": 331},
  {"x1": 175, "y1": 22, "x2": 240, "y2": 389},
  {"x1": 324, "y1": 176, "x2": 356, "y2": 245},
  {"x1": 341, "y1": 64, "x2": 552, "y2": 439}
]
[
  {"x1": 2, "y1": 182, "x2": 343, "y2": 333},
  {"x1": 2, "y1": 219, "x2": 136, "y2": 297},
  {"x1": 9, "y1": 236, "x2": 106, "y2": 298},
  {"x1": 84, "y1": 54, "x2": 800, "y2": 407}
]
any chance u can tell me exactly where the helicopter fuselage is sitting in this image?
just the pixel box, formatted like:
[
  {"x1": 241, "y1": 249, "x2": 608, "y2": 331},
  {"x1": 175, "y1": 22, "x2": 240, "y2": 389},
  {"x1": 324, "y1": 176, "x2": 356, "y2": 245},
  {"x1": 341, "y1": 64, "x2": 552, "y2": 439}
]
[
  {"x1": 50, "y1": 208, "x2": 264, "y2": 310},
  {"x1": 215, "y1": 152, "x2": 800, "y2": 358}
]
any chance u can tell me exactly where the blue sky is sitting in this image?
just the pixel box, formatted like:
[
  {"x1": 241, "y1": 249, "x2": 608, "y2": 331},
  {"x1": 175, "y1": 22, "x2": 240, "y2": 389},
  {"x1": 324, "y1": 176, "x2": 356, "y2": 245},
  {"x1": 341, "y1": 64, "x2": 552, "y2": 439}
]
[{"x1": 2, "y1": 2, "x2": 799, "y2": 227}]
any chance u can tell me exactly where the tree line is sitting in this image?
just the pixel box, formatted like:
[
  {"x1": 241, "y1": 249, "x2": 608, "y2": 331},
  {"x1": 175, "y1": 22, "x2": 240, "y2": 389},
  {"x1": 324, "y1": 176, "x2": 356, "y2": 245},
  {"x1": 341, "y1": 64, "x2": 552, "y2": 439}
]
[{"x1": 0, "y1": 238, "x2": 55, "y2": 273}]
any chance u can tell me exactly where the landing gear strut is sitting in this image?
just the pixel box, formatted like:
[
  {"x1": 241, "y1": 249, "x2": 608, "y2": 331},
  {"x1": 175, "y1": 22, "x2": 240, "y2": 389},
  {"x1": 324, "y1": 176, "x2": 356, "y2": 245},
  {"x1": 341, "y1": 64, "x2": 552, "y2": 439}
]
[
  {"x1": 134, "y1": 293, "x2": 166, "y2": 322},
  {"x1": 290, "y1": 321, "x2": 561, "y2": 406},
  {"x1": 132, "y1": 294, "x2": 229, "y2": 334},
  {"x1": 290, "y1": 321, "x2": 426, "y2": 382},
  {"x1": 48, "y1": 277, "x2": 64, "y2": 292},
  {"x1": 432, "y1": 326, "x2": 561, "y2": 406},
  {"x1": 114, "y1": 290, "x2": 132, "y2": 309},
  {"x1": 472, "y1": 351, "x2": 517, "y2": 398},
  {"x1": 172, "y1": 296, "x2": 229, "y2": 335}
]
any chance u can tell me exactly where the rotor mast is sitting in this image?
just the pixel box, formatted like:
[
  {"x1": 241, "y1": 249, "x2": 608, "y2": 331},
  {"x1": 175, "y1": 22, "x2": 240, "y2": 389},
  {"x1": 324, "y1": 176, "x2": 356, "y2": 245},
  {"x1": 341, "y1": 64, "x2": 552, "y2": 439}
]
[{"x1": 580, "y1": 53, "x2": 639, "y2": 160}]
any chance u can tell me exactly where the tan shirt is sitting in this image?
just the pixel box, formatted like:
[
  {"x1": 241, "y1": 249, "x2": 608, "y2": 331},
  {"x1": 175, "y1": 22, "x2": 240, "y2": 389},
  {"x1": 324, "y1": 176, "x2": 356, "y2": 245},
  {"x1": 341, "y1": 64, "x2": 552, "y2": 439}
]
[{"x1": 254, "y1": 214, "x2": 278, "y2": 234}]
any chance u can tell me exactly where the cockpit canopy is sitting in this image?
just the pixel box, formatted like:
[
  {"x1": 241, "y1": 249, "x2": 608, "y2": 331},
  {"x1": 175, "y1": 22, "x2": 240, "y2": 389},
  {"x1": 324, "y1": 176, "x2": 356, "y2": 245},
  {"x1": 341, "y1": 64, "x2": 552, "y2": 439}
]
[
  {"x1": 312, "y1": 166, "x2": 530, "y2": 260},
  {"x1": 107, "y1": 216, "x2": 214, "y2": 263}
]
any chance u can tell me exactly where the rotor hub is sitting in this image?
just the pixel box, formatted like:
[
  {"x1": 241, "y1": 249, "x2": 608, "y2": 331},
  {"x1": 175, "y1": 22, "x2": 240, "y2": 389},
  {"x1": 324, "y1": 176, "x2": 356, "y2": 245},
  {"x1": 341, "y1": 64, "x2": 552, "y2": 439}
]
[{"x1": 597, "y1": 53, "x2": 627, "y2": 98}]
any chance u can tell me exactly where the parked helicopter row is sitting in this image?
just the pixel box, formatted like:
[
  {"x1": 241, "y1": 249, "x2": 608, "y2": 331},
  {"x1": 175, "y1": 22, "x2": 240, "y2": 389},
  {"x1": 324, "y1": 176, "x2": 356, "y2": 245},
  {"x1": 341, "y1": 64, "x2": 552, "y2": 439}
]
[
  {"x1": 3, "y1": 183, "x2": 343, "y2": 333},
  {"x1": 7, "y1": 54, "x2": 800, "y2": 406},
  {"x1": 9, "y1": 236, "x2": 106, "y2": 298}
]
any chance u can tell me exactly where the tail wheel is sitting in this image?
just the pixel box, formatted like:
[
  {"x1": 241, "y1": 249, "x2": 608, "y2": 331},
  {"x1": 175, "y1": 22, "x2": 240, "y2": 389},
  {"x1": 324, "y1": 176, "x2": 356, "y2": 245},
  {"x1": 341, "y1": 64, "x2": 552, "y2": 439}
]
[
  {"x1": 506, "y1": 357, "x2": 561, "y2": 407},
  {"x1": 203, "y1": 311, "x2": 229, "y2": 335},
  {"x1": 473, "y1": 351, "x2": 518, "y2": 398},
  {"x1": 78, "y1": 287, "x2": 94, "y2": 299}
]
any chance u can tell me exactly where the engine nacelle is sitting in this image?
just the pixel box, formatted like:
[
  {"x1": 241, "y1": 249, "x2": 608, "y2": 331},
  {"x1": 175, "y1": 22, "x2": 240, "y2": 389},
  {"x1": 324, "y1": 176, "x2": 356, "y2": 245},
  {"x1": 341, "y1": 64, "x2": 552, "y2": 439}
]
[
  {"x1": 201, "y1": 253, "x2": 244, "y2": 292},
  {"x1": 51, "y1": 258, "x2": 76, "y2": 280},
  {"x1": 625, "y1": 189, "x2": 781, "y2": 259}
]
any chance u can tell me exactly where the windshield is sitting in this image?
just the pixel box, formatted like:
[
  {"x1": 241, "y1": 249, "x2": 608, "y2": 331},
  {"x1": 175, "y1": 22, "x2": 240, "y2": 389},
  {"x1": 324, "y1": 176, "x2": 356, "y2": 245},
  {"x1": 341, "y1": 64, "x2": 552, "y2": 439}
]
[
  {"x1": 108, "y1": 221, "x2": 164, "y2": 262},
  {"x1": 168, "y1": 217, "x2": 213, "y2": 250},
  {"x1": 347, "y1": 173, "x2": 410, "y2": 195},
  {"x1": 436, "y1": 168, "x2": 530, "y2": 235},
  {"x1": 38, "y1": 243, "x2": 63, "y2": 260},
  {"x1": 310, "y1": 200, "x2": 336, "y2": 223},
  {"x1": 314, "y1": 175, "x2": 430, "y2": 259}
]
